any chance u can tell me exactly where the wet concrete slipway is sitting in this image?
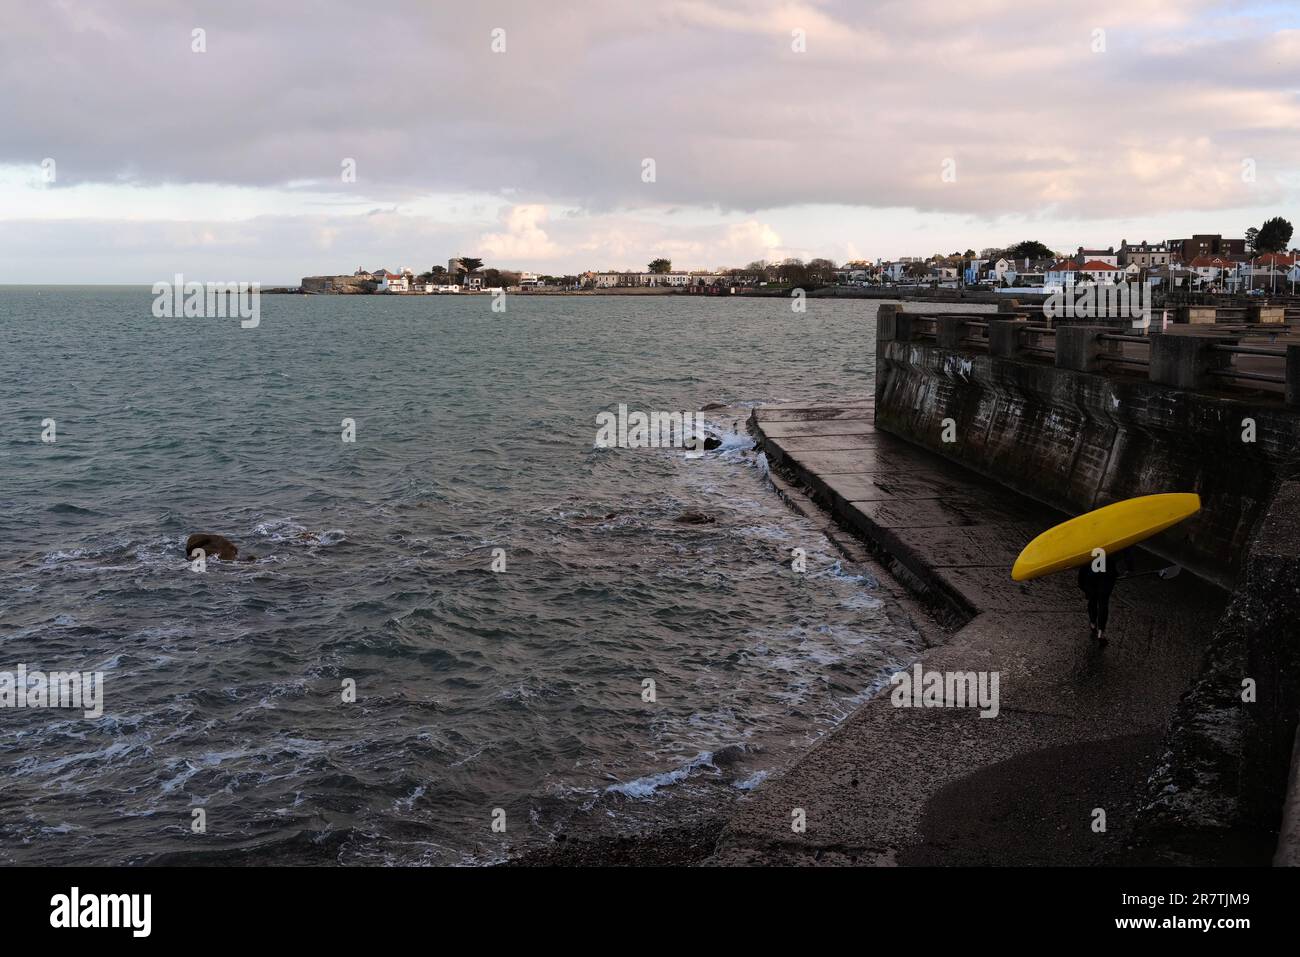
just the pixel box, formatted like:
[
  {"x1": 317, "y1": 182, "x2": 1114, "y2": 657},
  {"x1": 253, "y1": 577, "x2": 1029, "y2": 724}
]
[{"x1": 707, "y1": 399, "x2": 1233, "y2": 866}]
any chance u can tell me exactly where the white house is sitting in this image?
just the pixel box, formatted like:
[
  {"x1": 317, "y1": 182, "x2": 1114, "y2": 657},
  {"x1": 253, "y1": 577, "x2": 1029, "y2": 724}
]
[
  {"x1": 378, "y1": 272, "x2": 410, "y2": 293},
  {"x1": 1079, "y1": 260, "x2": 1121, "y2": 283},
  {"x1": 883, "y1": 261, "x2": 909, "y2": 282},
  {"x1": 987, "y1": 258, "x2": 1016, "y2": 283},
  {"x1": 1076, "y1": 247, "x2": 1119, "y2": 267},
  {"x1": 1187, "y1": 256, "x2": 1233, "y2": 286},
  {"x1": 649, "y1": 272, "x2": 691, "y2": 287},
  {"x1": 1045, "y1": 259, "x2": 1077, "y2": 288}
]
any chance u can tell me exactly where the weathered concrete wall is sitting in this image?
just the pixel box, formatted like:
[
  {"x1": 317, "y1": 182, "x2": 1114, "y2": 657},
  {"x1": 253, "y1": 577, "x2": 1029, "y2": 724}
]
[
  {"x1": 1139, "y1": 481, "x2": 1300, "y2": 863},
  {"x1": 874, "y1": 319, "x2": 1300, "y2": 586},
  {"x1": 874, "y1": 306, "x2": 1300, "y2": 858}
]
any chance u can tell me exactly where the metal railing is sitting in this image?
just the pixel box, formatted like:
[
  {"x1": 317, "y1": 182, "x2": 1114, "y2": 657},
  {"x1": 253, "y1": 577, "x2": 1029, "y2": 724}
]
[
  {"x1": 1208, "y1": 343, "x2": 1287, "y2": 385},
  {"x1": 1096, "y1": 333, "x2": 1153, "y2": 369}
]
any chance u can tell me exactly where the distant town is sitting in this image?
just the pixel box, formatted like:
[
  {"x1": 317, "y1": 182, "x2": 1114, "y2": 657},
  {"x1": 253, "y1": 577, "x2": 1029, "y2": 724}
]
[{"x1": 297, "y1": 219, "x2": 1299, "y2": 297}]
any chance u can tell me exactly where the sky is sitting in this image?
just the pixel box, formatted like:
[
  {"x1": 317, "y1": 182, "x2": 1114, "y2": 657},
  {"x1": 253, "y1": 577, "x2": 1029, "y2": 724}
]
[{"x1": 1, "y1": 0, "x2": 1298, "y2": 283}]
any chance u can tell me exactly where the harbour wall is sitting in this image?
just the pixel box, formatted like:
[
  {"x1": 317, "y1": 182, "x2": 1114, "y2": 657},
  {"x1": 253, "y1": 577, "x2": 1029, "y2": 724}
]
[
  {"x1": 873, "y1": 305, "x2": 1300, "y2": 586},
  {"x1": 873, "y1": 303, "x2": 1300, "y2": 860}
]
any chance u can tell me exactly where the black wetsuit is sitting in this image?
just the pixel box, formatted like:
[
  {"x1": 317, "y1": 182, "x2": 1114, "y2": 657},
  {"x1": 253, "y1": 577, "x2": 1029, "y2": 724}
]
[{"x1": 1077, "y1": 551, "x2": 1131, "y2": 631}]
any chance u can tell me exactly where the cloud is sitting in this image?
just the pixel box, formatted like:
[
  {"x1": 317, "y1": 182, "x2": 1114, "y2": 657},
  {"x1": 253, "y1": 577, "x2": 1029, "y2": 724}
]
[
  {"x1": 1, "y1": 0, "x2": 1297, "y2": 280},
  {"x1": 1, "y1": 0, "x2": 1295, "y2": 221},
  {"x1": 479, "y1": 205, "x2": 560, "y2": 260}
]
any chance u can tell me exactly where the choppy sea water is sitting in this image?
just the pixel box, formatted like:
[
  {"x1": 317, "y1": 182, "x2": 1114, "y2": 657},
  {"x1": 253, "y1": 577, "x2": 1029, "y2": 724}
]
[{"x1": 0, "y1": 288, "x2": 983, "y2": 865}]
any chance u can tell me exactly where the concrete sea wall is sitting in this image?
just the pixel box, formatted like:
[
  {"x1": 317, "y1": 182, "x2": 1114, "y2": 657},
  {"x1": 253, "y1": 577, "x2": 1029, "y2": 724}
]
[
  {"x1": 873, "y1": 307, "x2": 1300, "y2": 587},
  {"x1": 873, "y1": 304, "x2": 1300, "y2": 860}
]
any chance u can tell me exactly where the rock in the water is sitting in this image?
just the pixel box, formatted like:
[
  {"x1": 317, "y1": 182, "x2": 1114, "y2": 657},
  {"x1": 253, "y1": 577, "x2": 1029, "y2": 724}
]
[
  {"x1": 185, "y1": 533, "x2": 240, "y2": 561},
  {"x1": 702, "y1": 435, "x2": 723, "y2": 451},
  {"x1": 674, "y1": 511, "x2": 716, "y2": 525},
  {"x1": 711, "y1": 744, "x2": 746, "y2": 768},
  {"x1": 699, "y1": 402, "x2": 727, "y2": 412}
]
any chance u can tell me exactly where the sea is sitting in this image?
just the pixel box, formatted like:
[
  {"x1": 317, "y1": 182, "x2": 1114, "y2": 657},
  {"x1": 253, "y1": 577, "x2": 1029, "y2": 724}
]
[{"x1": 0, "y1": 288, "x2": 986, "y2": 865}]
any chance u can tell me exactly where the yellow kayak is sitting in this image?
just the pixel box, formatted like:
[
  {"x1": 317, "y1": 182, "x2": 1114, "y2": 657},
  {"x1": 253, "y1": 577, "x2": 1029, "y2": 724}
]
[{"x1": 1011, "y1": 493, "x2": 1201, "y2": 582}]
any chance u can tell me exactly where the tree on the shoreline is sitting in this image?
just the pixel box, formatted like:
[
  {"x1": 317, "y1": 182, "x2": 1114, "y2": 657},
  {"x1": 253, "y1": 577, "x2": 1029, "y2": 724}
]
[
  {"x1": 1010, "y1": 240, "x2": 1054, "y2": 261},
  {"x1": 777, "y1": 258, "x2": 809, "y2": 285},
  {"x1": 648, "y1": 258, "x2": 671, "y2": 273},
  {"x1": 456, "y1": 256, "x2": 484, "y2": 276},
  {"x1": 1255, "y1": 217, "x2": 1294, "y2": 254},
  {"x1": 807, "y1": 258, "x2": 836, "y2": 282},
  {"x1": 1246, "y1": 227, "x2": 1260, "y2": 255}
]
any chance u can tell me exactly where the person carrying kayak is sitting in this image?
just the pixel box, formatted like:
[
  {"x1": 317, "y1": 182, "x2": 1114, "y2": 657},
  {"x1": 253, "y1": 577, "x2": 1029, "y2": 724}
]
[{"x1": 1077, "y1": 548, "x2": 1133, "y2": 646}]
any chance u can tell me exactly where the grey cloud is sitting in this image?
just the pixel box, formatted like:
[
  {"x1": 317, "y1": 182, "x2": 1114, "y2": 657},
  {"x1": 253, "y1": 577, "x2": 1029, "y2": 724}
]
[{"x1": 1, "y1": 0, "x2": 1297, "y2": 219}]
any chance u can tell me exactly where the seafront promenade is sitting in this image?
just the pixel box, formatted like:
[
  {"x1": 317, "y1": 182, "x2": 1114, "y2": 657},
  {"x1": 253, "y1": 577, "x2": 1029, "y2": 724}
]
[{"x1": 707, "y1": 399, "x2": 1232, "y2": 865}]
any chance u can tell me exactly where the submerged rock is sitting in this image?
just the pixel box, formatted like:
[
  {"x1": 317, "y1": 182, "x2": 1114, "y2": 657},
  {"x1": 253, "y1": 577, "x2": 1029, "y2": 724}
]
[
  {"x1": 674, "y1": 511, "x2": 716, "y2": 525},
  {"x1": 711, "y1": 744, "x2": 746, "y2": 768},
  {"x1": 185, "y1": 533, "x2": 255, "y2": 562}
]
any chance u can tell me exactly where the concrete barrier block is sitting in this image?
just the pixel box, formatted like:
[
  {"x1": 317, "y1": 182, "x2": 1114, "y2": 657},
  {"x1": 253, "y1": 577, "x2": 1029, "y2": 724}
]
[
  {"x1": 1248, "y1": 305, "x2": 1286, "y2": 325},
  {"x1": 1176, "y1": 305, "x2": 1218, "y2": 324},
  {"x1": 1054, "y1": 324, "x2": 1116, "y2": 372},
  {"x1": 1150, "y1": 333, "x2": 1234, "y2": 390},
  {"x1": 876, "y1": 303, "x2": 901, "y2": 341},
  {"x1": 987, "y1": 319, "x2": 1028, "y2": 358}
]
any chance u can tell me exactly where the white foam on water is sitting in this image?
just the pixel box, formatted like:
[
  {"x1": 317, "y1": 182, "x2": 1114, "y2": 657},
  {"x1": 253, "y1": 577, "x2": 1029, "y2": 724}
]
[
  {"x1": 732, "y1": 770, "x2": 769, "y2": 791},
  {"x1": 603, "y1": 750, "x2": 719, "y2": 800}
]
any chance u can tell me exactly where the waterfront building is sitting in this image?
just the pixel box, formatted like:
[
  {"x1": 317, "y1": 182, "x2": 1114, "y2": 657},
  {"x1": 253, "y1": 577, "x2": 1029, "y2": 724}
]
[
  {"x1": 377, "y1": 272, "x2": 410, "y2": 293},
  {"x1": 1187, "y1": 255, "x2": 1235, "y2": 286},
  {"x1": 1045, "y1": 259, "x2": 1078, "y2": 287},
  {"x1": 1075, "y1": 246, "x2": 1119, "y2": 267},
  {"x1": 1165, "y1": 235, "x2": 1247, "y2": 260},
  {"x1": 1118, "y1": 240, "x2": 1170, "y2": 268},
  {"x1": 1079, "y1": 260, "x2": 1121, "y2": 282}
]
